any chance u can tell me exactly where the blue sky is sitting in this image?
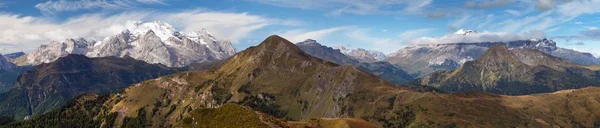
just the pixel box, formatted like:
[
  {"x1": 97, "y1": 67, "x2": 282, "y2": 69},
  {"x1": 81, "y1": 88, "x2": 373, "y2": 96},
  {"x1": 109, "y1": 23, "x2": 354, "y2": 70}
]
[{"x1": 0, "y1": 0, "x2": 599, "y2": 56}]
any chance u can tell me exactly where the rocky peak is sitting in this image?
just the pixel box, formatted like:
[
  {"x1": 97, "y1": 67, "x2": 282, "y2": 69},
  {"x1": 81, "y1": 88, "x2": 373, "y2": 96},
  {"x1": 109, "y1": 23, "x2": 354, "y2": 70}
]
[
  {"x1": 475, "y1": 45, "x2": 525, "y2": 70},
  {"x1": 125, "y1": 21, "x2": 177, "y2": 41},
  {"x1": 226, "y1": 35, "x2": 336, "y2": 70},
  {"x1": 16, "y1": 21, "x2": 236, "y2": 67},
  {"x1": 454, "y1": 29, "x2": 478, "y2": 35},
  {"x1": 297, "y1": 39, "x2": 319, "y2": 45},
  {"x1": 256, "y1": 35, "x2": 303, "y2": 54}
]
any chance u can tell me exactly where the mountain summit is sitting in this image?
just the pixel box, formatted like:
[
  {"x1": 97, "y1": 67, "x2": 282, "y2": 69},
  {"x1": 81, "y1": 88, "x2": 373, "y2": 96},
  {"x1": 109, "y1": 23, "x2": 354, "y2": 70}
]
[{"x1": 12, "y1": 21, "x2": 236, "y2": 67}]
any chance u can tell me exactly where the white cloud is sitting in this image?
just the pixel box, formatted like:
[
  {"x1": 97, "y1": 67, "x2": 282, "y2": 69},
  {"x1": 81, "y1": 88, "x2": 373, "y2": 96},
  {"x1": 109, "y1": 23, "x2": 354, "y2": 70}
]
[
  {"x1": 0, "y1": 10, "x2": 295, "y2": 54},
  {"x1": 345, "y1": 28, "x2": 433, "y2": 53},
  {"x1": 155, "y1": 10, "x2": 299, "y2": 43},
  {"x1": 557, "y1": 0, "x2": 600, "y2": 19},
  {"x1": 397, "y1": 28, "x2": 434, "y2": 41},
  {"x1": 279, "y1": 26, "x2": 350, "y2": 43},
  {"x1": 35, "y1": 0, "x2": 167, "y2": 15},
  {"x1": 406, "y1": 30, "x2": 546, "y2": 45}
]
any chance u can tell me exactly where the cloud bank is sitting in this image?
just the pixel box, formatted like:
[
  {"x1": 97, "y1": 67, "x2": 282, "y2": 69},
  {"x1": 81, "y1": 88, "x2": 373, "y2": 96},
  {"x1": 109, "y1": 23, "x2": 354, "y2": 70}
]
[{"x1": 406, "y1": 30, "x2": 546, "y2": 45}]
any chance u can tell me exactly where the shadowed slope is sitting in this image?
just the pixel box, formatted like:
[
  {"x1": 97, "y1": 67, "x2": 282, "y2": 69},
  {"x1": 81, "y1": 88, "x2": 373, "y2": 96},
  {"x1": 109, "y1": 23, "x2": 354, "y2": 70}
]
[{"x1": 0, "y1": 55, "x2": 177, "y2": 120}]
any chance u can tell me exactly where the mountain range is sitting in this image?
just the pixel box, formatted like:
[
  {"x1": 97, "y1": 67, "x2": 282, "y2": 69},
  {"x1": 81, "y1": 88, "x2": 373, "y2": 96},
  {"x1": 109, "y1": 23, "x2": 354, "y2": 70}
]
[
  {"x1": 418, "y1": 45, "x2": 600, "y2": 95},
  {"x1": 0, "y1": 54, "x2": 178, "y2": 120},
  {"x1": 1, "y1": 19, "x2": 600, "y2": 127},
  {"x1": 6, "y1": 35, "x2": 600, "y2": 127},
  {"x1": 11, "y1": 21, "x2": 236, "y2": 67},
  {"x1": 334, "y1": 45, "x2": 387, "y2": 63},
  {"x1": 385, "y1": 30, "x2": 600, "y2": 77},
  {"x1": 295, "y1": 39, "x2": 414, "y2": 85}
]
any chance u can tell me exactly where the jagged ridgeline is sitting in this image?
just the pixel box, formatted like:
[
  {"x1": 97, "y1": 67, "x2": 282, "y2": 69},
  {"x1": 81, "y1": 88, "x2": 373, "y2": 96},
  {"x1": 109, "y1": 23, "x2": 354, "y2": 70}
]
[
  {"x1": 419, "y1": 45, "x2": 600, "y2": 95},
  {"x1": 295, "y1": 40, "x2": 414, "y2": 85},
  {"x1": 386, "y1": 32, "x2": 600, "y2": 78},
  {"x1": 5, "y1": 36, "x2": 600, "y2": 127}
]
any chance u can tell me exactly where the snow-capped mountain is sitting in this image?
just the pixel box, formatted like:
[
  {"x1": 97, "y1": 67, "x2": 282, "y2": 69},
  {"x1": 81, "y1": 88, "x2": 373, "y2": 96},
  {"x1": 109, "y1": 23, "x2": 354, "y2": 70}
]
[
  {"x1": 0, "y1": 54, "x2": 16, "y2": 70},
  {"x1": 386, "y1": 30, "x2": 600, "y2": 77},
  {"x1": 334, "y1": 46, "x2": 386, "y2": 62},
  {"x1": 454, "y1": 29, "x2": 478, "y2": 35},
  {"x1": 13, "y1": 21, "x2": 236, "y2": 67}
]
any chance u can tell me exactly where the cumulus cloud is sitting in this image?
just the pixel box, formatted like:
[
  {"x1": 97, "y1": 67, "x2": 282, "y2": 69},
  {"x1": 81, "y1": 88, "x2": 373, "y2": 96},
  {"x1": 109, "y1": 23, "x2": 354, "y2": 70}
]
[
  {"x1": 344, "y1": 28, "x2": 433, "y2": 53},
  {"x1": 0, "y1": 10, "x2": 296, "y2": 53},
  {"x1": 406, "y1": 30, "x2": 546, "y2": 45},
  {"x1": 279, "y1": 26, "x2": 351, "y2": 43},
  {"x1": 35, "y1": 0, "x2": 167, "y2": 15}
]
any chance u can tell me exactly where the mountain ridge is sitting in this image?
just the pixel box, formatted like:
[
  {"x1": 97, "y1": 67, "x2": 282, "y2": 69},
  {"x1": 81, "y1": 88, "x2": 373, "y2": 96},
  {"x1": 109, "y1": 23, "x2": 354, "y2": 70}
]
[
  {"x1": 386, "y1": 37, "x2": 600, "y2": 77},
  {"x1": 12, "y1": 21, "x2": 236, "y2": 67},
  {"x1": 295, "y1": 39, "x2": 414, "y2": 85},
  {"x1": 0, "y1": 54, "x2": 179, "y2": 120},
  {"x1": 419, "y1": 45, "x2": 600, "y2": 95},
  {"x1": 5, "y1": 35, "x2": 600, "y2": 127}
]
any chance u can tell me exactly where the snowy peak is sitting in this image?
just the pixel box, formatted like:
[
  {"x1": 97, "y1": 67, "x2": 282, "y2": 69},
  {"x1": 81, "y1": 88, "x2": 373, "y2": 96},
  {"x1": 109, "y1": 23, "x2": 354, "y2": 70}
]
[
  {"x1": 297, "y1": 39, "x2": 319, "y2": 45},
  {"x1": 454, "y1": 29, "x2": 478, "y2": 35},
  {"x1": 125, "y1": 21, "x2": 177, "y2": 41},
  {"x1": 333, "y1": 46, "x2": 386, "y2": 62},
  {"x1": 15, "y1": 21, "x2": 237, "y2": 67}
]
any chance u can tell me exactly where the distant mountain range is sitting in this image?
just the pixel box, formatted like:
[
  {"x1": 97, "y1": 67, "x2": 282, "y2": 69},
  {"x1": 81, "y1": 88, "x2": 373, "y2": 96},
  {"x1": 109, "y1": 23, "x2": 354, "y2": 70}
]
[
  {"x1": 8, "y1": 35, "x2": 600, "y2": 128},
  {"x1": 334, "y1": 45, "x2": 386, "y2": 63},
  {"x1": 385, "y1": 30, "x2": 600, "y2": 77},
  {"x1": 2, "y1": 52, "x2": 24, "y2": 61},
  {"x1": 418, "y1": 45, "x2": 600, "y2": 95},
  {"x1": 11, "y1": 21, "x2": 236, "y2": 67},
  {"x1": 295, "y1": 39, "x2": 414, "y2": 85}
]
